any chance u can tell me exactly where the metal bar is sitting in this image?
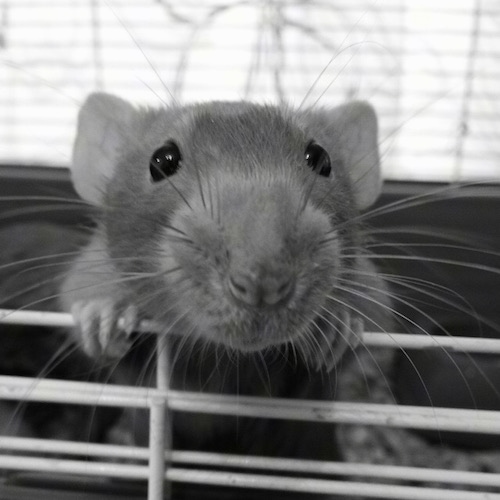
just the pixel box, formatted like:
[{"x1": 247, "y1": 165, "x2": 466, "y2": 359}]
[
  {"x1": 148, "y1": 399, "x2": 166, "y2": 500},
  {"x1": 2, "y1": 374, "x2": 500, "y2": 434},
  {"x1": 147, "y1": 334, "x2": 171, "y2": 500},
  {"x1": 1, "y1": 436, "x2": 500, "y2": 489},
  {"x1": 2, "y1": 308, "x2": 500, "y2": 353},
  {"x1": 2, "y1": 308, "x2": 500, "y2": 497},
  {"x1": 165, "y1": 468, "x2": 500, "y2": 500},
  {"x1": 0, "y1": 455, "x2": 499, "y2": 499},
  {"x1": 0, "y1": 455, "x2": 148, "y2": 479}
]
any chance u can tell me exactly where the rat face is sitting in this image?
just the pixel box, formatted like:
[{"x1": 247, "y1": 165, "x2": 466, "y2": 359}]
[{"x1": 71, "y1": 94, "x2": 382, "y2": 359}]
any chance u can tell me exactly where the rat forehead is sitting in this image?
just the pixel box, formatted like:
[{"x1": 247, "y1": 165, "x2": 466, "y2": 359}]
[{"x1": 154, "y1": 101, "x2": 310, "y2": 157}]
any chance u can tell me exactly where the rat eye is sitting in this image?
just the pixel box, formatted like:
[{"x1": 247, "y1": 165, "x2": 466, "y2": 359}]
[
  {"x1": 150, "y1": 140, "x2": 182, "y2": 182},
  {"x1": 305, "y1": 141, "x2": 331, "y2": 178}
]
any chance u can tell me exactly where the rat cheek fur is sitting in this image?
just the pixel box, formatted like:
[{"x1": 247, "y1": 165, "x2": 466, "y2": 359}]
[{"x1": 154, "y1": 210, "x2": 229, "y2": 339}]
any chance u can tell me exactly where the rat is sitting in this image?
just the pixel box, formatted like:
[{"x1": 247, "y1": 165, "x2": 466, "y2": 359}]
[{"x1": 58, "y1": 92, "x2": 391, "y2": 486}]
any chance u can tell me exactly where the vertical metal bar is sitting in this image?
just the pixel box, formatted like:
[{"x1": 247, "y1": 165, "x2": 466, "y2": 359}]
[
  {"x1": 147, "y1": 333, "x2": 171, "y2": 500},
  {"x1": 148, "y1": 398, "x2": 166, "y2": 500}
]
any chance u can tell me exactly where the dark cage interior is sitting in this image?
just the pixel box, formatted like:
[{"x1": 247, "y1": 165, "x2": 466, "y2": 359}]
[{"x1": 1, "y1": 165, "x2": 500, "y2": 498}]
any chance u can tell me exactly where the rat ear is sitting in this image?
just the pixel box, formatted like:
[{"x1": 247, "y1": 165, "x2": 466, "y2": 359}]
[
  {"x1": 304, "y1": 101, "x2": 381, "y2": 210},
  {"x1": 329, "y1": 101, "x2": 381, "y2": 210},
  {"x1": 71, "y1": 92, "x2": 136, "y2": 205}
]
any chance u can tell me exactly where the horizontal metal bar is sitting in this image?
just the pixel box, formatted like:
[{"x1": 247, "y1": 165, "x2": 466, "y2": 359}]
[
  {"x1": 0, "y1": 308, "x2": 159, "y2": 333},
  {"x1": 1, "y1": 436, "x2": 500, "y2": 489},
  {"x1": 363, "y1": 332, "x2": 500, "y2": 352},
  {"x1": 0, "y1": 455, "x2": 498, "y2": 500},
  {"x1": 0, "y1": 455, "x2": 148, "y2": 480},
  {"x1": 2, "y1": 308, "x2": 500, "y2": 352},
  {"x1": 1, "y1": 375, "x2": 500, "y2": 434},
  {"x1": 2, "y1": 307, "x2": 500, "y2": 496},
  {"x1": 166, "y1": 469, "x2": 500, "y2": 500}
]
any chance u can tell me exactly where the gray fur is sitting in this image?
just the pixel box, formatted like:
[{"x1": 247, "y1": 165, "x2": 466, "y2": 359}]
[
  {"x1": 61, "y1": 94, "x2": 390, "y2": 472},
  {"x1": 63, "y1": 93, "x2": 386, "y2": 356}
]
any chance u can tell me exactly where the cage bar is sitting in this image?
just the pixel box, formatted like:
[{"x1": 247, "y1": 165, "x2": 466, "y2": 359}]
[{"x1": 1, "y1": 308, "x2": 500, "y2": 498}]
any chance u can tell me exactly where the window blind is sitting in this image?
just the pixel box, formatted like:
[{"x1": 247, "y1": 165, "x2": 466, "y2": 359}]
[{"x1": 0, "y1": 0, "x2": 499, "y2": 182}]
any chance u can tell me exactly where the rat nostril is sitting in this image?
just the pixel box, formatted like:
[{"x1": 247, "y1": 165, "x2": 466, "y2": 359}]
[
  {"x1": 228, "y1": 273, "x2": 258, "y2": 306},
  {"x1": 229, "y1": 275, "x2": 248, "y2": 295},
  {"x1": 228, "y1": 271, "x2": 295, "y2": 308},
  {"x1": 266, "y1": 276, "x2": 295, "y2": 306},
  {"x1": 277, "y1": 278, "x2": 293, "y2": 296}
]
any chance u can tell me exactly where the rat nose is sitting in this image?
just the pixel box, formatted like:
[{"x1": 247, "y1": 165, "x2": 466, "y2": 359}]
[{"x1": 228, "y1": 271, "x2": 295, "y2": 308}]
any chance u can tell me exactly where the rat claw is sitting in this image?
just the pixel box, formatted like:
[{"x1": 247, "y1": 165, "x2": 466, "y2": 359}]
[
  {"x1": 121, "y1": 304, "x2": 139, "y2": 337},
  {"x1": 339, "y1": 309, "x2": 350, "y2": 333},
  {"x1": 99, "y1": 300, "x2": 134, "y2": 358},
  {"x1": 352, "y1": 316, "x2": 364, "y2": 339},
  {"x1": 69, "y1": 299, "x2": 135, "y2": 358},
  {"x1": 98, "y1": 300, "x2": 116, "y2": 352},
  {"x1": 71, "y1": 301, "x2": 99, "y2": 356}
]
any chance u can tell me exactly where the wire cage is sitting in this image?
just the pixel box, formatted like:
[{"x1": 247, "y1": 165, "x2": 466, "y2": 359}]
[
  {"x1": 1, "y1": 309, "x2": 500, "y2": 499},
  {"x1": 1, "y1": 2, "x2": 500, "y2": 499}
]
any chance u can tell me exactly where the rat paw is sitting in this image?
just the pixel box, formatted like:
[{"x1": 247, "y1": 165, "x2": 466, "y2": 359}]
[
  {"x1": 313, "y1": 310, "x2": 364, "y2": 372},
  {"x1": 70, "y1": 300, "x2": 139, "y2": 358}
]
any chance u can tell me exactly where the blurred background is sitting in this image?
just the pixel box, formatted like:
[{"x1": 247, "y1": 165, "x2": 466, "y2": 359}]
[{"x1": 1, "y1": 0, "x2": 499, "y2": 182}]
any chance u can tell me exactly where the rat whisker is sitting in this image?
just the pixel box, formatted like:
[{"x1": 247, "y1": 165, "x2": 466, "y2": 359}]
[
  {"x1": 334, "y1": 282, "x2": 496, "y2": 409},
  {"x1": 308, "y1": 44, "x2": 362, "y2": 110},
  {"x1": 0, "y1": 265, "x2": 175, "y2": 315},
  {"x1": 161, "y1": 234, "x2": 195, "y2": 246},
  {"x1": 166, "y1": 176, "x2": 194, "y2": 211},
  {"x1": 300, "y1": 327, "x2": 322, "y2": 368},
  {"x1": 346, "y1": 260, "x2": 490, "y2": 318},
  {"x1": 207, "y1": 174, "x2": 216, "y2": 222},
  {"x1": 169, "y1": 333, "x2": 196, "y2": 386},
  {"x1": 291, "y1": 333, "x2": 312, "y2": 377},
  {"x1": 360, "y1": 182, "x2": 490, "y2": 227},
  {"x1": 323, "y1": 294, "x2": 438, "y2": 410},
  {"x1": 192, "y1": 159, "x2": 208, "y2": 213},
  {"x1": 315, "y1": 306, "x2": 381, "y2": 398},
  {"x1": 295, "y1": 167, "x2": 321, "y2": 223},
  {"x1": 214, "y1": 172, "x2": 223, "y2": 226},
  {"x1": 252, "y1": 351, "x2": 273, "y2": 398},
  {"x1": 361, "y1": 225, "x2": 498, "y2": 246},
  {"x1": 0, "y1": 205, "x2": 94, "y2": 223},
  {"x1": 0, "y1": 59, "x2": 81, "y2": 105},
  {"x1": 322, "y1": 183, "x2": 484, "y2": 238},
  {"x1": 313, "y1": 314, "x2": 339, "y2": 369},
  {"x1": 159, "y1": 222, "x2": 189, "y2": 238},
  {"x1": 103, "y1": 0, "x2": 177, "y2": 105},
  {"x1": 361, "y1": 240, "x2": 500, "y2": 260},
  {"x1": 284, "y1": 334, "x2": 300, "y2": 369},
  {"x1": 343, "y1": 252, "x2": 500, "y2": 277},
  {"x1": 298, "y1": 1, "x2": 373, "y2": 110},
  {"x1": 317, "y1": 229, "x2": 344, "y2": 248},
  {"x1": 137, "y1": 78, "x2": 169, "y2": 106},
  {"x1": 144, "y1": 168, "x2": 193, "y2": 212},
  {"x1": 203, "y1": 345, "x2": 233, "y2": 395},
  {"x1": 0, "y1": 250, "x2": 89, "y2": 275},
  {"x1": 376, "y1": 274, "x2": 500, "y2": 334}
]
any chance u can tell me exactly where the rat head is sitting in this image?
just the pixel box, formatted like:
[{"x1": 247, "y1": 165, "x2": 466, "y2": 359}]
[{"x1": 71, "y1": 93, "x2": 381, "y2": 357}]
